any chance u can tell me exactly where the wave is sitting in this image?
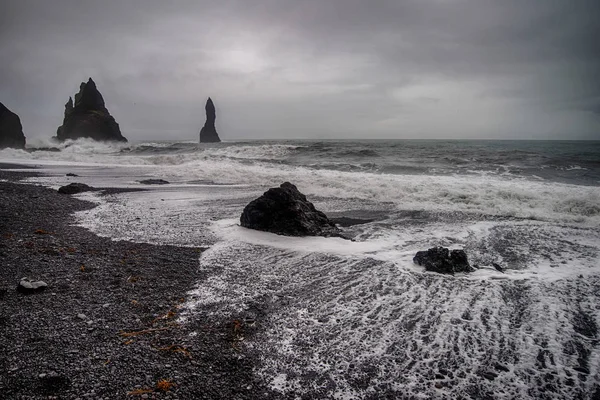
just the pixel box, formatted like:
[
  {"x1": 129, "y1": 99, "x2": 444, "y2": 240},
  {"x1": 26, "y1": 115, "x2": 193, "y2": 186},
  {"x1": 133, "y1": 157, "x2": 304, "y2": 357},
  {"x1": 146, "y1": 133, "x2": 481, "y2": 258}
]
[
  {"x1": 3, "y1": 139, "x2": 600, "y2": 225},
  {"x1": 200, "y1": 144, "x2": 301, "y2": 160}
]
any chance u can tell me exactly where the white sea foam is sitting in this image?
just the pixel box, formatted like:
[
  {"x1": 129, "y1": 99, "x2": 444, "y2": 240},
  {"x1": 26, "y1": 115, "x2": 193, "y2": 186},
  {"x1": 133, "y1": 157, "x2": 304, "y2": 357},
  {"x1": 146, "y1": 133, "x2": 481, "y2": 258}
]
[
  {"x1": 200, "y1": 144, "x2": 302, "y2": 160},
  {"x1": 183, "y1": 234, "x2": 600, "y2": 399}
]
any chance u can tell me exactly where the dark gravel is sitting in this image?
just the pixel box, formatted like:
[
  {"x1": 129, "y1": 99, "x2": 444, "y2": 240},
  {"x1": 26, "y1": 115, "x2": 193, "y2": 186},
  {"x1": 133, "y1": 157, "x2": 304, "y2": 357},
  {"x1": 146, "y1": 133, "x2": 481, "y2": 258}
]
[{"x1": 0, "y1": 169, "x2": 280, "y2": 399}]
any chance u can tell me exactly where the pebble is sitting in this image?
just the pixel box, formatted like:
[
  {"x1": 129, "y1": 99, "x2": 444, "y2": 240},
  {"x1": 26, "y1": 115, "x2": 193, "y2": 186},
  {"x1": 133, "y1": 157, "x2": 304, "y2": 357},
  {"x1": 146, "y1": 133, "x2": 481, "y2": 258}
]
[
  {"x1": 77, "y1": 313, "x2": 87, "y2": 320},
  {"x1": 494, "y1": 363, "x2": 510, "y2": 372},
  {"x1": 39, "y1": 373, "x2": 47, "y2": 378},
  {"x1": 17, "y1": 278, "x2": 48, "y2": 293}
]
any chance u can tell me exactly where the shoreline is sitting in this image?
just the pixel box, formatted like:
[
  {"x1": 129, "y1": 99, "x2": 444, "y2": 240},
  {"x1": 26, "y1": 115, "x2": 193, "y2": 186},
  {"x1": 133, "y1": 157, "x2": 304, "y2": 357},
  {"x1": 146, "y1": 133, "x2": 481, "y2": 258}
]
[{"x1": 0, "y1": 166, "x2": 278, "y2": 399}]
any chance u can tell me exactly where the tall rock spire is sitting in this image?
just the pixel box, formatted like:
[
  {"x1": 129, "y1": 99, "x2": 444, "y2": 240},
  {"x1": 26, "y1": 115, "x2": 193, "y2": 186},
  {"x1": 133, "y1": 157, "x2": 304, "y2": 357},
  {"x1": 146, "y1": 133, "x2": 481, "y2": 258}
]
[{"x1": 199, "y1": 97, "x2": 221, "y2": 143}]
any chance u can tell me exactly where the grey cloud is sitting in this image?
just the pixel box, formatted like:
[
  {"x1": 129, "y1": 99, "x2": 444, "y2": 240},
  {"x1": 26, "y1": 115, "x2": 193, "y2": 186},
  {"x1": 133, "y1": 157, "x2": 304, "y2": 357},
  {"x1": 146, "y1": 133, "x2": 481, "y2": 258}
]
[{"x1": 1, "y1": 0, "x2": 598, "y2": 140}]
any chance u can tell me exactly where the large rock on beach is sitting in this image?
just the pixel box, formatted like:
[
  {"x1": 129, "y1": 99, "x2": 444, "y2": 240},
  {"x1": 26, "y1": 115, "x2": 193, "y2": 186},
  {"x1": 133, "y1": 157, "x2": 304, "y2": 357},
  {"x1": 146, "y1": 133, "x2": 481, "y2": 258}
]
[
  {"x1": 240, "y1": 182, "x2": 342, "y2": 237},
  {"x1": 58, "y1": 183, "x2": 93, "y2": 195},
  {"x1": 56, "y1": 78, "x2": 127, "y2": 142},
  {"x1": 413, "y1": 246, "x2": 473, "y2": 274},
  {"x1": 199, "y1": 97, "x2": 221, "y2": 143},
  {"x1": 0, "y1": 102, "x2": 26, "y2": 149}
]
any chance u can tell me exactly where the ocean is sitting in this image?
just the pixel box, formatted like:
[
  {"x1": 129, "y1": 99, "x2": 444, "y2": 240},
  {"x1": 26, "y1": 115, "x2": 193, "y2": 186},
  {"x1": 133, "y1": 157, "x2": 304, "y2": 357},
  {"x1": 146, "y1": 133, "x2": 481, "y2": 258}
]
[{"x1": 1, "y1": 138, "x2": 599, "y2": 399}]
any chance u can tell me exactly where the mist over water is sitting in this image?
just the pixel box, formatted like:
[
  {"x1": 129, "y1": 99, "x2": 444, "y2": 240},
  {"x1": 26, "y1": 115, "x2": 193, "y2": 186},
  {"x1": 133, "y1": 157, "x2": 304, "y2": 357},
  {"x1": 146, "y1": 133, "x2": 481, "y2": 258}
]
[{"x1": 2, "y1": 139, "x2": 599, "y2": 398}]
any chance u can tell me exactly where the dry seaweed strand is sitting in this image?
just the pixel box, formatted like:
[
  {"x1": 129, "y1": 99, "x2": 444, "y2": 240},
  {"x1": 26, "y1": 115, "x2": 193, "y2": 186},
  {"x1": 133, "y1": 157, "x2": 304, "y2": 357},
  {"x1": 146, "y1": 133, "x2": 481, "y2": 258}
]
[
  {"x1": 156, "y1": 379, "x2": 175, "y2": 392},
  {"x1": 156, "y1": 344, "x2": 192, "y2": 358},
  {"x1": 151, "y1": 310, "x2": 177, "y2": 325},
  {"x1": 119, "y1": 327, "x2": 171, "y2": 337},
  {"x1": 127, "y1": 379, "x2": 175, "y2": 396}
]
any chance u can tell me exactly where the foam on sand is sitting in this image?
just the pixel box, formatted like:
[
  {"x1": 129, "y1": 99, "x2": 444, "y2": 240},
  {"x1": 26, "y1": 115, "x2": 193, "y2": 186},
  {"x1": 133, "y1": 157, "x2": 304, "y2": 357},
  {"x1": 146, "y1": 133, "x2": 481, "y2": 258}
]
[{"x1": 182, "y1": 225, "x2": 600, "y2": 399}]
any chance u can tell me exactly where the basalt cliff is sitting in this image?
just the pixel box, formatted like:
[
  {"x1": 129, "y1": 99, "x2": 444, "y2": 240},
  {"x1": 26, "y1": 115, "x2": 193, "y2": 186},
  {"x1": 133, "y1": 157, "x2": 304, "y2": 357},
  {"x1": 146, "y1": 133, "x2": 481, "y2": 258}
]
[{"x1": 0, "y1": 102, "x2": 26, "y2": 149}]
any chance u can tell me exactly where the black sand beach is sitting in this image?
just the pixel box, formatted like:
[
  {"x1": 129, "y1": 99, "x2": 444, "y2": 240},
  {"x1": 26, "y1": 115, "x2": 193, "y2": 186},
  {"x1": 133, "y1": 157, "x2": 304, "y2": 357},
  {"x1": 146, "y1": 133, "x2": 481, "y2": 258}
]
[{"x1": 0, "y1": 167, "x2": 278, "y2": 399}]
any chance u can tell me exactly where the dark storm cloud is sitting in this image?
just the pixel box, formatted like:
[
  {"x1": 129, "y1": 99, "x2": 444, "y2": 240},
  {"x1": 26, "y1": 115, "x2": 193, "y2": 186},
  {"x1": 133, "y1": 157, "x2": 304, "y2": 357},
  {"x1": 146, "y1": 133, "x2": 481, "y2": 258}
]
[{"x1": 1, "y1": 0, "x2": 599, "y2": 140}]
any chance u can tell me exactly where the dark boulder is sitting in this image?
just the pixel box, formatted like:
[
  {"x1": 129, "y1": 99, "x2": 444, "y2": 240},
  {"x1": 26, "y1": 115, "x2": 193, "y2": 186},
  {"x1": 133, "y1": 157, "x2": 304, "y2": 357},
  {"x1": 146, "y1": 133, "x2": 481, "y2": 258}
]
[
  {"x1": 17, "y1": 278, "x2": 48, "y2": 294},
  {"x1": 492, "y1": 262, "x2": 505, "y2": 273},
  {"x1": 199, "y1": 97, "x2": 221, "y2": 143},
  {"x1": 58, "y1": 183, "x2": 93, "y2": 195},
  {"x1": 0, "y1": 102, "x2": 26, "y2": 149},
  {"x1": 240, "y1": 182, "x2": 342, "y2": 237},
  {"x1": 413, "y1": 246, "x2": 473, "y2": 274},
  {"x1": 56, "y1": 78, "x2": 127, "y2": 142},
  {"x1": 139, "y1": 179, "x2": 169, "y2": 185}
]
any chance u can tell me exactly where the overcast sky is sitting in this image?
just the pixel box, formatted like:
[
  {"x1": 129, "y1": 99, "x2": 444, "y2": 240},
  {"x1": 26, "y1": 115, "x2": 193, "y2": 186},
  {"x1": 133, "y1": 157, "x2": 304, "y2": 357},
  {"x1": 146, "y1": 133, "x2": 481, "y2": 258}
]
[{"x1": 1, "y1": 0, "x2": 599, "y2": 141}]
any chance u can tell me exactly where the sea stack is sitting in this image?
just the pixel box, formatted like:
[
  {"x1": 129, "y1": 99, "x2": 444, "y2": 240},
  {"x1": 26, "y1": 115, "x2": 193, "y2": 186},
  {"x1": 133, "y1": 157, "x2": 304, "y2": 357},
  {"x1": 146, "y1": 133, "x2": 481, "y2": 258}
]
[
  {"x1": 56, "y1": 78, "x2": 127, "y2": 142},
  {"x1": 0, "y1": 102, "x2": 26, "y2": 149},
  {"x1": 199, "y1": 97, "x2": 221, "y2": 143}
]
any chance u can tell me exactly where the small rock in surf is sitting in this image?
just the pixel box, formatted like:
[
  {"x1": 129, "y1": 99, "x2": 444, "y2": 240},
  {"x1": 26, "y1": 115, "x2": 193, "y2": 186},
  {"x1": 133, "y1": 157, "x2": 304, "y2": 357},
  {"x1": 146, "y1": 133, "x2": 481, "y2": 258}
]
[
  {"x1": 58, "y1": 183, "x2": 93, "y2": 195},
  {"x1": 240, "y1": 182, "x2": 343, "y2": 237},
  {"x1": 413, "y1": 246, "x2": 473, "y2": 274}
]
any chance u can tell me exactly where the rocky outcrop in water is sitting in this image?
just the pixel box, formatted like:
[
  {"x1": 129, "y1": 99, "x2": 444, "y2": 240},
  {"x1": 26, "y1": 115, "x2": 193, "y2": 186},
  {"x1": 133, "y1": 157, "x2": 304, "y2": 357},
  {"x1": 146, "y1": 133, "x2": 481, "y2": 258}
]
[
  {"x1": 199, "y1": 97, "x2": 220, "y2": 143},
  {"x1": 0, "y1": 102, "x2": 26, "y2": 149},
  {"x1": 56, "y1": 78, "x2": 127, "y2": 142},
  {"x1": 413, "y1": 247, "x2": 473, "y2": 274},
  {"x1": 139, "y1": 179, "x2": 169, "y2": 185},
  {"x1": 240, "y1": 182, "x2": 342, "y2": 237}
]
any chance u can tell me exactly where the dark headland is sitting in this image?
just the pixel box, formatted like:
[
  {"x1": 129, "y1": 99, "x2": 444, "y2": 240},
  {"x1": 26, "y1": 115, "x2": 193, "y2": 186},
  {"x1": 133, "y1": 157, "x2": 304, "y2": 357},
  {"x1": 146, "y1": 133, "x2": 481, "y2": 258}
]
[
  {"x1": 0, "y1": 167, "x2": 279, "y2": 399},
  {"x1": 56, "y1": 78, "x2": 127, "y2": 142},
  {"x1": 0, "y1": 102, "x2": 26, "y2": 149},
  {"x1": 199, "y1": 97, "x2": 221, "y2": 143}
]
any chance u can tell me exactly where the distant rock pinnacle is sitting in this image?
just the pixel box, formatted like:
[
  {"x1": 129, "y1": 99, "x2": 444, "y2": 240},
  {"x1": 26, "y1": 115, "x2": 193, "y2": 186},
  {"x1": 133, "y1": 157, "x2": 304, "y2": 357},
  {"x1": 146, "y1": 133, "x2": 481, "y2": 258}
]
[
  {"x1": 56, "y1": 78, "x2": 127, "y2": 142},
  {"x1": 199, "y1": 97, "x2": 221, "y2": 143}
]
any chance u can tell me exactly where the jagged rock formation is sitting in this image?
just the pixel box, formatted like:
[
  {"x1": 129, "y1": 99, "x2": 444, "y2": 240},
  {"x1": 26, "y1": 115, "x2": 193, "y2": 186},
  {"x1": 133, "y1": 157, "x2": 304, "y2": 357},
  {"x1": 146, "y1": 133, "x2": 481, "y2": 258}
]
[
  {"x1": 413, "y1": 247, "x2": 473, "y2": 274},
  {"x1": 56, "y1": 78, "x2": 127, "y2": 142},
  {"x1": 0, "y1": 102, "x2": 26, "y2": 149},
  {"x1": 199, "y1": 97, "x2": 221, "y2": 143},
  {"x1": 240, "y1": 182, "x2": 342, "y2": 237}
]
